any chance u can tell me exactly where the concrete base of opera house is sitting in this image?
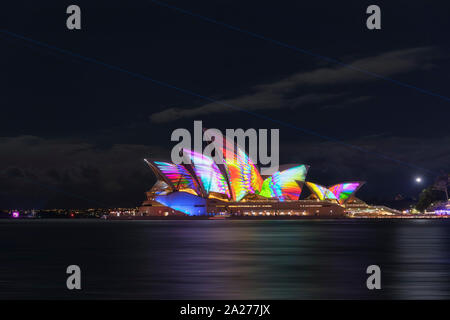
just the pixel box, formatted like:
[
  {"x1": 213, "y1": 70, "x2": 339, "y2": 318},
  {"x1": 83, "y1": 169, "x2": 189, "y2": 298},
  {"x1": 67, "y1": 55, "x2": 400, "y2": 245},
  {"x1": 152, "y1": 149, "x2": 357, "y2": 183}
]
[{"x1": 134, "y1": 198, "x2": 346, "y2": 218}]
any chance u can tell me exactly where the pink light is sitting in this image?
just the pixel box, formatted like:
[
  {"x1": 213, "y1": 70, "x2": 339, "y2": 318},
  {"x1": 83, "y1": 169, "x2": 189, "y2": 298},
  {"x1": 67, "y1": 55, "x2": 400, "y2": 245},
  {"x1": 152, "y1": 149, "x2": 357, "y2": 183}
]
[{"x1": 12, "y1": 211, "x2": 19, "y2": 218}]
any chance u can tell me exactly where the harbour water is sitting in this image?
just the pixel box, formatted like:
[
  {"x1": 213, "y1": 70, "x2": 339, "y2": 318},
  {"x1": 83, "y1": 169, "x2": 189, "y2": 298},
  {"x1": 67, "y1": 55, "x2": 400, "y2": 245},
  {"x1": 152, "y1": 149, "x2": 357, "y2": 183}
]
[{"x1": 0, "y1": 219, "x2": 449, "y2": 299}]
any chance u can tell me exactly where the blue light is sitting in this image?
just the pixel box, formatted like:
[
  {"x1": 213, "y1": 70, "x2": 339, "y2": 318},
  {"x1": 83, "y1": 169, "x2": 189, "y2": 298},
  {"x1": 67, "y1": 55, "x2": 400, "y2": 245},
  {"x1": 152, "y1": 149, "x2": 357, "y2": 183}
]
[{"x1": 155, "y1": 192, "x2": 207, "y2": 216}]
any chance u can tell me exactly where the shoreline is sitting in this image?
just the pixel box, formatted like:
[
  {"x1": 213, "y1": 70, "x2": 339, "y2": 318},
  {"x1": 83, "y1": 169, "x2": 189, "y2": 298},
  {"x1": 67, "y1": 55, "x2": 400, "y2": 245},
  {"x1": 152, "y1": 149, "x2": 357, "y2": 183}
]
[
  {"x1": 105, "y1": 215, "x2": 448, "y2": 220},
  {"x1": 1, "y1": 215, "x2": 448, "y2": 221}
]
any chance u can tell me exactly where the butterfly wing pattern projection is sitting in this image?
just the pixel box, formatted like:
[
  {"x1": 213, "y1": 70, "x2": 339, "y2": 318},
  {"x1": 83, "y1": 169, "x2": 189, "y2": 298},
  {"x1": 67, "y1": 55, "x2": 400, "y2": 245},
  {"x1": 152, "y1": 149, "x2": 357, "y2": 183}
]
[
  {"x1": 305, "y1": 182, "x2": 337, "y2": 201},
  {"x1": 328, "y1": 182, "x2": 364, "y2": 204},
  {"x1": 146, "y1": 160, "x2": 201, "y2": 196},
  {"x1": 208, "y1": 135, "x2": 264, "y2": 201},
  {"x1": 259, "y1": 165, "x2": 309, "y2": 201},
  {"x1": 182, "y1": 149, "x2": 231, "y2": 199}
]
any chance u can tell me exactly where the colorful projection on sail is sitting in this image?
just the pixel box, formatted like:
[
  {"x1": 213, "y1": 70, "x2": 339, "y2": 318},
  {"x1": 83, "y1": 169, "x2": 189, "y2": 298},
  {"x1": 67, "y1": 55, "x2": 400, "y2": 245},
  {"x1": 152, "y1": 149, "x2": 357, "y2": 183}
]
[
  {"x1": 259, "y1": 165, "x2": 308, "y2": 201},
  {"x1": 182, "y1": 149, "x2": 231, "y2": 198},
  {"x1": 305, "y1": 182, "x2": 337, "y2": 201},
  {"x1": 208, "y1": 135, "x2": 264, "y2": 201},
  {"x1": 328, "y1": 182, "x2": 363, "y2": 204},
  {"x1": 152, "y1": 161, "x2": 200, "y2": 195}
]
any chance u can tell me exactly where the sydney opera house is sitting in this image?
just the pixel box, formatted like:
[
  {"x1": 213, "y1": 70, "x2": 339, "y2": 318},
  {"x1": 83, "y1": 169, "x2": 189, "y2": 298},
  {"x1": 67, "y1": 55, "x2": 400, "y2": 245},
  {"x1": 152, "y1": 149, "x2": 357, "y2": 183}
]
[{"x1": 137, "y1": 138, "x2": 371, "y2": 218}]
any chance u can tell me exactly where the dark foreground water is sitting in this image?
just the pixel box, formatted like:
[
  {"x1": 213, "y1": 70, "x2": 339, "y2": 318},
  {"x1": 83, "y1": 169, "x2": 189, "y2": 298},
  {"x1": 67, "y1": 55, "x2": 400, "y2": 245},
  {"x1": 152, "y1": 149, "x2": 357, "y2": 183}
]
[{"x1": 0, "y1": 219, "x2": 449, "y2": 299}]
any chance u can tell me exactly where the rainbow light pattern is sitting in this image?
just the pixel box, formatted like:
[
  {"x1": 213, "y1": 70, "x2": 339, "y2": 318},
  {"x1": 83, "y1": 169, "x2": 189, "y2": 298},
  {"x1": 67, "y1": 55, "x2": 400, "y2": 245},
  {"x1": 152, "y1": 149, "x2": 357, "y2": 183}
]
[
  {"x1": 259, "y1": 165, "x2": 308, "y2": 201},
  {"x1": 153, "y1": 161, "x2": 200, "y2": 196},
  {"x1": 305, "y1": 182, "x2": 337, "y2": 201},
  {"x1": 183, "y1": 149, "x2": 231, "y2": 199},
  {"x1": 213, "y1": 137, "x2": 263, "y2": 201},
  {"x1": 328, "y1": 182, "x2": 363, "y2": 204}
]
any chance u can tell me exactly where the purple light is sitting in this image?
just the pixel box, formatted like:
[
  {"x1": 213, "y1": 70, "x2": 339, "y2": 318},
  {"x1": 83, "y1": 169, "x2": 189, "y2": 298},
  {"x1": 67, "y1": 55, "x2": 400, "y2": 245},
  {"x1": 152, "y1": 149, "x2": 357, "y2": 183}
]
[
  {"x1": 435, "y1": 210, "x2": 450, "y2": 216},
  {"x1": 12, "y1": 211, "x2": 20, "y2": 218}
]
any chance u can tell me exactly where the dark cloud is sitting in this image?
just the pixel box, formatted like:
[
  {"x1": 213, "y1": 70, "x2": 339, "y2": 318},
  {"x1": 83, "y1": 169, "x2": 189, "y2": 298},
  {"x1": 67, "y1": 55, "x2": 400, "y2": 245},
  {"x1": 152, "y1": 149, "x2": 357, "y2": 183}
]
[
  {"x1": 150, "y1": 92, "x2": 346, "y2": 123},
  {"x1": 150, "y1": 47, "x2": 440, "y2": 123},
  {"x1": 0, "y1": 136, "x2": 167, "y2": 208},
  {"x1": 279, "y1": 134, "x2": 450, "y2": 199},
  {"x1": 261, "y1": 47, "x2": 440, "y2": 89}
]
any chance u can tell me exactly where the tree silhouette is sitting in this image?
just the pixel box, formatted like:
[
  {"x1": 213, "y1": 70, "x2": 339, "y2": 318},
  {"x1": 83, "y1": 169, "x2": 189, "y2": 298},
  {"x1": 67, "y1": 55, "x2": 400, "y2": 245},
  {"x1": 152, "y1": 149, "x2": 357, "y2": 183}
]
[{"x1": 416, "y1": 187, "x2": 444, "y2": 212}]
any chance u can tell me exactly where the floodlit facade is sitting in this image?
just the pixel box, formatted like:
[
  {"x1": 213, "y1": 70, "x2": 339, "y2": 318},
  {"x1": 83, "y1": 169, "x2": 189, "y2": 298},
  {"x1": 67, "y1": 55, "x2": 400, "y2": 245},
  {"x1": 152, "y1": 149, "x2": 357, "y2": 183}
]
[{"x1": 137, "y1": 141, "x2": 367, "y2": 218}]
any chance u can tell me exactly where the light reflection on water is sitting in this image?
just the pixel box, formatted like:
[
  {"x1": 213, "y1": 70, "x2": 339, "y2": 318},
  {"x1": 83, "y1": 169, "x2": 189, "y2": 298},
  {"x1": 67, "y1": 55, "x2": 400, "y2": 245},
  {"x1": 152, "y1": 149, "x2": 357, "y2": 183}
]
[
  {"x1": 0, "y1": 219, "x2": 449, "y2": 299},
  {"x1": 392, "y1": 220, "x2": 448, "y2": 299}
]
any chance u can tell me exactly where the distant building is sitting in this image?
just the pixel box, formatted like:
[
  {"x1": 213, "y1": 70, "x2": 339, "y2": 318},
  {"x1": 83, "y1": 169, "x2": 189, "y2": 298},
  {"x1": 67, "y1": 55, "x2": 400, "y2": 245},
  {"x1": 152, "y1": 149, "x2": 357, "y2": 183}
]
[
  {"x1": 343, "y1": 197, "x2": 402, "y2": 216},
  {"x1": 426, "y1": 201, "x2": 450, "y2": 215}
]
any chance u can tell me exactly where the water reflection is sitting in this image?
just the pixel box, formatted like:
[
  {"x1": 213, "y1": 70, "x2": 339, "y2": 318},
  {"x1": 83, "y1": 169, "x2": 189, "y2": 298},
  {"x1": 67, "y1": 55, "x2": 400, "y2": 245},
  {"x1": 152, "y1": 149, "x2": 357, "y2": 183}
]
[
  {"x1": 392, "y1": 220, "x2": 450, "y2": 299},
  {"x1": 0, "y1": 219, "x2": 449, "y2": 299}
]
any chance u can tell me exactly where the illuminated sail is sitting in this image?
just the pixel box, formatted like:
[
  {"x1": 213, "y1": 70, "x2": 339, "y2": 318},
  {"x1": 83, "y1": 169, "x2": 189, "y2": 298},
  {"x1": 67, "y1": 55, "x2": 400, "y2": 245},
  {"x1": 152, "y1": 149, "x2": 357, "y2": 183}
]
[
  {"x1": 150, "y1": 160, "x2": 200, "y2": 196},
  {"x1": 182, "y1": 149, "x2": 231, "y2": 199},
  {"x1": 208, "y1": 135, "x2": 263, "y2": 201},
  {"x1": 328, "y1": 182, "x2": 364, "y2": 204},
  {"x1": 305, "y1": 182, "x2": 337, "y2": 201},
  {"x1": 259, "y1": 165, "x2": 308, "y2": 201}
]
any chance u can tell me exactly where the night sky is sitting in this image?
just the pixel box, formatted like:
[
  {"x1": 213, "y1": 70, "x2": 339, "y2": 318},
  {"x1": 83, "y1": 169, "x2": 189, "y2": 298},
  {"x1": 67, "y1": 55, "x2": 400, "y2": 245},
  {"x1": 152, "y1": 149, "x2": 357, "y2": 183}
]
[{"x1": 1, "y1": 1, "x2": 449, "y2": 208}]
